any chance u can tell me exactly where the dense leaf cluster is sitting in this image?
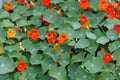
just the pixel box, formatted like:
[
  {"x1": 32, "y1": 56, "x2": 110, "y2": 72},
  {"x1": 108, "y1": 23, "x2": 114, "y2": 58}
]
[{"x1": 0, "y1": 0, "x2": 120, "y2": 80}]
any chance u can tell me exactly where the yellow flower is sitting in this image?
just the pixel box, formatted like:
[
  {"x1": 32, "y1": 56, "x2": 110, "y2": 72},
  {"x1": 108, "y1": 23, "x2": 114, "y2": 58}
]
[{"x1": 7, "y1": 29, "x2": 16, "y2": 38}]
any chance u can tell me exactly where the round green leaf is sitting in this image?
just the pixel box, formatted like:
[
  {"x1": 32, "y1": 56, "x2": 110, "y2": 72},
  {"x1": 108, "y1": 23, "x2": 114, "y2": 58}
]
[
  {"x1": 106, "y1": 30, "x2": 118, "y2": 41},
  {"x1": 108, "y1": 41, "x2": 120, "y2": 52},
  {"x1": 0, "y1": 56, "x2": 15, "y2": 74},
  {"x1": 30, "y1": 54, "x2": 42, "y2": 65},
  {"x1": 85, "y1": 40, "x2": 99, "y2": 55},
  {"x1": 98, "y1": 72, "x2": 114, "y2": 80},
  {"x1": 113, "y1": 49, "x2": 120, "y2": 60},
  {"x1": 1, "y1": 19, "x2": 14, "y2": 27},
  {"x1": 59, "y1": 53, "x2": 70, "y2": 66},
  {"x1": 71, "y1": 52, "x2": 84, "y2": 64},
  {"x1": 49, "y1": 66, "x2": 67, "y2": 80},
  {"x1": 24, "y1": 67, "x2": 37, "y2": 80},
  {"x1": 75, "y1": 66, "x2": 95, "y2": 80},
  {"x1": 10, "y1": 12, "x2": 21, "y2": 22},
  {"x1": 96, "y1": 36, "x2": 109, "y2": 45},
  {"x1": 51, "y1": 0, "x2": 64, "y2": 3},
  {"x1": 75, "y1": 39, "x2": 90, "y2": 48},
  {"x1": 68, "y1": 63, "x2": 79, "y2": 80},
  {"x1": 101, "y1": 63, "x2": 115, "y2": 73},
  {"x1": 114, "y1": 68, "x2": 120, "y2": 79},
  {"x1": 84, "y1": 57, "x2": 104, "y2": 73},
  {"x1": 72, "y1": 22, "x2": 81, "y2": 30},
  {"x1": 41, "y1": 57, "x2": 56, "y2": 73},
  {"x1": 104, "y1": 18, "x2": 120, "y2": 30},
  {"x1": 0, "y1": 2, "x2": 3, "y2": 9},
  {"x1": 0, "y1": 10, "x2": 9, "y2": 19},
  {"x1": 86, "y1": 31, "x2": 97, "y2": 40},
  {"x1": 116, "y1": 59, "x2": 120, "y2": 66},
  {"x1": 74, "y1": 29, "x2": 86, "y2": 38}
]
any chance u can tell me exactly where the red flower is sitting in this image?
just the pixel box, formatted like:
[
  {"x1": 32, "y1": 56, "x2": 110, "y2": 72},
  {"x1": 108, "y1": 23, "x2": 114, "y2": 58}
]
[
  {"x1": 117, "y1": 2, "x2": 120, "y2": 11},
  {"x1": 108, "y1": 13, "x2": 115, "y2": 18},
  {"x1": 28, "y1": 28, "x2": 40, "y2": 40},
  {"x1": 103, "y1": 53, "x2": 113, "y2": 63},
  {"x1": 105, "y1": 3, "x2": 114, "y2": 13},
  {"x1": 41, "y1": 0, "x2": 51, "y2": 6},
  {"x1": 40, "y1": 14, "x2": 50, "y2": 26},
  {"x1": 115, "y1": 11, "x2": 120, "y2": 18},
  {"x1": 105, "y1": 3, "x2": 115, "y2": 18},
  {"x1": 79, "y1": 0, "x2": 90, "y2": 10},
  {"x1": 46, "y1": 31, "x2": 57, "y2": 43},
  {"x1": 17, "y1": 61, "x2": 27, "y2": 72},
  {"x1": 98, "y1": 0, "x2": 108, "y2": 10},
  {"x1": 17, "y1": 0, "x2": 24, "y2": 3},
  {"x1": 79, "y1": 15, "x2": 89, "y2": 28},
  {"x1": 113, "y1": 24, "x2": 120, "y2": 33},
  {"x1": 79, "y1": 15, "x2": 88, "y2": 23}
]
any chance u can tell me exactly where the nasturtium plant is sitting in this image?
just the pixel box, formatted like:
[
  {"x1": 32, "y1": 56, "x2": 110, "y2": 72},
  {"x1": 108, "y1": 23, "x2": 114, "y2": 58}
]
[{"x1": 0, "y1": 0, "x2": 120, "y2": 80}]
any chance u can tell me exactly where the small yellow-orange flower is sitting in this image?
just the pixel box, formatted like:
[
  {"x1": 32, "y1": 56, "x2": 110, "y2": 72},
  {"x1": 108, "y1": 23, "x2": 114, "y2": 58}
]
[
  {"x1": 57, "y1": 9, "x2": 62, "y2": 15},
  {"x1": 4, "y1": 2, "x2": 12, "y2": 11},
  {"x1": 7, "y1": 29, "x2": 16, "y2": 38},
  {"x1": 57, "y1": 32, "x2": 68, "y2": 44},
  {"x1": 0, "y1": 49, "x2": 3, "y2": 54}
]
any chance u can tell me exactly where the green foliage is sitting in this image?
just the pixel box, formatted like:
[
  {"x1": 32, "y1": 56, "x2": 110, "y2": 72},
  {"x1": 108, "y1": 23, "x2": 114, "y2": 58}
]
[
  {"x1": 0, "y1": 0, "x2": 120, "y2": 80},
  {"x1": 0, "y1": 56, "x2": 15, "y2": 74}
]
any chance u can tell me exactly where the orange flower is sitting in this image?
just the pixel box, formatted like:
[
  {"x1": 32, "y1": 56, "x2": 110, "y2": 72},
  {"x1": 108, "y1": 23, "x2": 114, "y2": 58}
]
[
  {"x1": 17, "y1": 61, "x2": 27, "y2": 72},
  {"x1": 79, "y1": 0, "x2": 90, "y2": 10},
  {"x1": 4, "y1": 2, "x2": 12, "y2": 11},
  {"x1": 28, "y1": 28, "x2": 40, "y2": 40},
  {"x1": 98, "y1": 0, "x2": 108, "y2": 10},
  {"x1": 41, "y1": 0, "x2": 51, "y2": 6},
  {"x1": 46, "y1": 31, "x2": 57, "y2": 43},
  {"x1": 102, "y1": 53, "x2": 113, "y2": 62},
  {"x1": 79, "y1": 15, "x2": 89, "y2": 28},
  {"x1": 7, "y1": 29, "x2": 16, "y2": 38},
  {"x1": 0, "y1": 49, "x2": 3, "y2": 54},
  {"x1": 17, "y1": 0, "x2": 24, "y2": 3},
  {"x1": 40, "y1": 14, "x2": 50, "y2": 26},
  {"x1": 57, "y1": 32, "x2": 68, "y2": 44},
  {"x1": 115, "y1": 11, "x2": 120, "y2": 18},
  {"x1": 113, "y1": 24, "x2": 120, "y2": 33}
]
